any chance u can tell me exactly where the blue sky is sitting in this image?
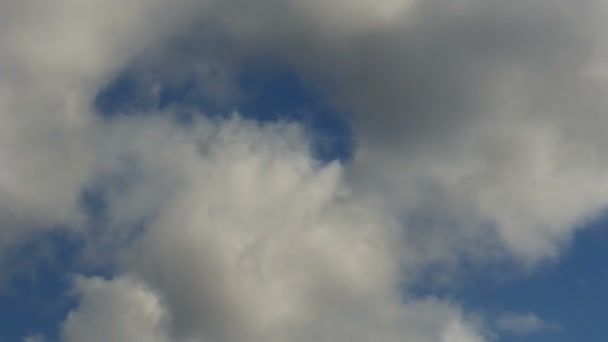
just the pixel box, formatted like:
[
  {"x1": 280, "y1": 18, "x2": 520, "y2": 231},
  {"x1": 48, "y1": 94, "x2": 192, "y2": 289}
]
[{"x1": 2, "y1": 1, "x2": 608, "y2": 341}]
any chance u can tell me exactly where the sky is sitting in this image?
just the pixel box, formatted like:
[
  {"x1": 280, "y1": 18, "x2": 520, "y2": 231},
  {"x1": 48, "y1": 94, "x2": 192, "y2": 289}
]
[{"x1": 2, "y1": 0, "x2": 608, "y2": 341}]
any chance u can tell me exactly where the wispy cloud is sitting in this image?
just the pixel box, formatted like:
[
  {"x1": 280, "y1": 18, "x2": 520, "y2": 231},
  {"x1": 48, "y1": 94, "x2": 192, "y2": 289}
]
[{"x1": 496, "y1": 312, "x2": 562, "y2": 336}]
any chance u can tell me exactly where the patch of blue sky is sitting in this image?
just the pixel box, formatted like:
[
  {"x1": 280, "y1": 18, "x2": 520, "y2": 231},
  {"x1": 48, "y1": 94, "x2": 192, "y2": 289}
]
[
  {"x1": 0, "y1": 182, "x2": 134, "y2": 341},
  {"x1": 409, "y1": 213, "x2": 608, "y2": 342},
  {"x1": 94, "y1": 59, "x2": 353, "y2": 162},
  {"x1": 0, "y1": 232, "x2": 80, "y2": 342},
  {"x1": 485, "y1": 218, "x2": 608, "y2": 342}
]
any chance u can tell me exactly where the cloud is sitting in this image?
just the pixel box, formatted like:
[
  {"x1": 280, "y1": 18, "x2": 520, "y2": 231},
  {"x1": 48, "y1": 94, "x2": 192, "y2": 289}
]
[
  {"x1": 189, "y1": 0, "x2": 608, "y2": 265},
  {"x1": 83, "y1": 114, "x2": 487, "y2": 342},
  {"x1": 495, "y1": 312, "x2": 562, "y2": 336},
  {"x1": 62, "y1": 276, "x2": 170, "y2": 342},
  {"x1": 0, "y1": 0, "x2": 165, "y2": 249},
  {"x1": 0, "y1": 0, "x2": 213, "y2": 249},
  {"x1": 210, "y1": 0, "x2": 608, "y2": 264},
  {"x1": 62, "y1": 274, "x2": 485, "y2": 342},
  {"x1": 58, "y1": 0, "x2": 608, "y2": 266},
  {"x1": 2, "y1": 0, "x2": 608, "y2": 341}
]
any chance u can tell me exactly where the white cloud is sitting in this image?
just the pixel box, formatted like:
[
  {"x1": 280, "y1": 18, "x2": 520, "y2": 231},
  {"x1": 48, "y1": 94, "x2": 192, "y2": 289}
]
[
  {"x1": 83, "y1": 114, "x2": 487, "y2": 342},
  {"x1": 62, "y1": 276, "x2": 170, "y2": 342},
  {"x1": 257, "y1": 0, "x2": 608, "y2": 265},
  {"x1": 0, "y1": 0, "x2": 212, "y2": 249},
  {"x1": 62, "y1": 274, "x2": 486, "y2": 342},
  {"x1": 0, "y1": 0, "x2": 167, "y2": 248},
  {"x1": 2, "y1": 0, "x2": 608, "y2": 341},
  {"x1": 495, "y1": 312, "x2": 561, "y2": 336},
  {"x1": 61, "y1": 0, "x2": 608, "y2": 267}
]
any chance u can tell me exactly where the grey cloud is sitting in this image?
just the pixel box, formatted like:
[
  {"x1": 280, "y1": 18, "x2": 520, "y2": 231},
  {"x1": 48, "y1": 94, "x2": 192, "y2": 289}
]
[
  {"x1": 216, "y1": 0, "x2": 608, "y2": 264},
  {"x1": 121, "y1": 0, "x2": 608, "y2": 264},
  {"x1": 63, "y1": 115, "x2": 487, "y2": 342}
]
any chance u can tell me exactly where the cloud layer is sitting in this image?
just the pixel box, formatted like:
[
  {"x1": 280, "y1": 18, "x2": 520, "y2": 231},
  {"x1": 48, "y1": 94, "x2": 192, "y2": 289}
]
[{"x1": 2, "y1": 0, "x2": 608, "y2": 341}]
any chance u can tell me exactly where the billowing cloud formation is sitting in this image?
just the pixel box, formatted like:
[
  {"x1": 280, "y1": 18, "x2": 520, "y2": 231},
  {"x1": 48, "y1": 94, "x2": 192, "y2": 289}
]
[
  {"x1": 62, "y1": 116, "x2": 486, "y2": 341},
  {"x1": 200, "y1": 0, "x2": 608, "y2": 263},
  {"x1": 0, "y1": 0, "x2": 169, "y2": 247},
  {"x1": 63, "y1": 274, "x2": 483, "y2": 342},
  {"x1": 62, "y1": 276, "x2": 170, "y2": 342},
  {"x1": 91, "y1": 113, "x2": 485, "y2": 341},
  {"x1": 81, "y1": 0, "x2": 608, "y2": 264},
  {"x1": 2, "y1": 0, "x2": 608, "y2": 341}
]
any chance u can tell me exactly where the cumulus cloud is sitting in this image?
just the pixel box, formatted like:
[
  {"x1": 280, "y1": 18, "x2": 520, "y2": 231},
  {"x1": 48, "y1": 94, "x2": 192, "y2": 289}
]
[
  {"x1": 81, "y1": 114, "x2": 486, "y2": 341},
  {"x1": 62, "y1": 276, "x2": 170, "y2": 342},
  {"x1": 81, "y1": 0, "x2": 608, "y2": 265},
  {"x1": 2, "y1": 0, "x2": 608, "y2": 341},
  {"x1": 205, "y1": 0, "x2": 608, "y2": 264},
  {"x1": 62, "y1": 274, "x2": 485, "y2": 342},
  {"x1": 0, "y1": 0, "x2": 179, "y2": 248}
]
